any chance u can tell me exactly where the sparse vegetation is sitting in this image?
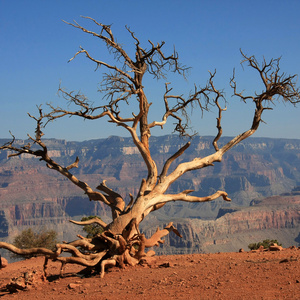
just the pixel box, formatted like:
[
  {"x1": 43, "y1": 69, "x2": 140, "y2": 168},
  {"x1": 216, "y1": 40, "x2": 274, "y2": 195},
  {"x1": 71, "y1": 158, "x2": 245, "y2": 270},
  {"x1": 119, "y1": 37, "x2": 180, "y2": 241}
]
[
  {"x1": 12, "y1": 228, "x2": 58, "y2": 259},
  {"x1": 81, "y1": 216, "x2": 104, "y2": 238},
  {"x1": 248, "y1": 239, "x2": 282, "y2": 250}
]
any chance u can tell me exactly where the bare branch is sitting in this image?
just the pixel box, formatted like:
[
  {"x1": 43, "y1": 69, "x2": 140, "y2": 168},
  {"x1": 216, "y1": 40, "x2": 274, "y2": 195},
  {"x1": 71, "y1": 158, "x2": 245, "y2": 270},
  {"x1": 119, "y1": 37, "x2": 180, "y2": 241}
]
[
  {"x1": 64, "y1": 17, "x2": 134, "y2": 68},
  {"x1": 239, "y1": 50, "x2": 300, "y2": 106},
  {"x1": 1, "y1": 110, "x2": 112, "y2": 207},
  {"x1": 137, "y1": 178, "x2": 147, "y2": 197},
  {"x1": 147, "y1": 190, "x2": 231, "y2": 211},
  {"x1": 69, "y1": 217, "x2": 108, "y2": 229},
  {"x1": 208, "y1": 70, "x2": 227, "y2": 151},
  {"x1": 66, "y1": 156, "x2": 79, "y2": 170},
  {"x1": 221, "y1": 51, "x2": 300, "y2": 155},
  {"x1": 159, "y1": 142, "x2": 191, "y2": 182},
  {"x1": 68, "y1": 47, "x2": 135, "y2": 84},
  {"x1": 149, "y1": 72, "x2": 222, "y2": 137},
  {"x1": 143, "y1": 222, "x2": 182, "y2": 248},
  {"x1": 124, "y1": 193, "x2": 134, "y2": 213},
  {"x1": 96, "y1": 180, "x2": 125, "y2": 218}
]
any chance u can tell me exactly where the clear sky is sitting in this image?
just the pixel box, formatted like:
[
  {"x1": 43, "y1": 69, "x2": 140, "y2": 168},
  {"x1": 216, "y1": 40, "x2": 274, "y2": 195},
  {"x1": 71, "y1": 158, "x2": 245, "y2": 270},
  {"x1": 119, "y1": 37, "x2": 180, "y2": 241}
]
[{"x1": 1, "y1": 0, "x2": 299, "y2": 141}]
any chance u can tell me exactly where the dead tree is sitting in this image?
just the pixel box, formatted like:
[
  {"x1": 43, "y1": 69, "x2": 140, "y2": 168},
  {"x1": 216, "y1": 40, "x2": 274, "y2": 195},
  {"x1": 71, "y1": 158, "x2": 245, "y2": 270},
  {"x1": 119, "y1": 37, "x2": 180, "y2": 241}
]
[{"x1": 1, "y1": 17, "x2": 299, "y2": 278}]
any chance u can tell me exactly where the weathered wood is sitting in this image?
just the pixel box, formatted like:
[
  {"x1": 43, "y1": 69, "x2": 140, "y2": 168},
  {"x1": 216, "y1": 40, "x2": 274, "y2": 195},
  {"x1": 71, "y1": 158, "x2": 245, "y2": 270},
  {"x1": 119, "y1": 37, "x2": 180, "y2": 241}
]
[{"x1": 0, "y1": 17, "x2": 299, "y2": 278}]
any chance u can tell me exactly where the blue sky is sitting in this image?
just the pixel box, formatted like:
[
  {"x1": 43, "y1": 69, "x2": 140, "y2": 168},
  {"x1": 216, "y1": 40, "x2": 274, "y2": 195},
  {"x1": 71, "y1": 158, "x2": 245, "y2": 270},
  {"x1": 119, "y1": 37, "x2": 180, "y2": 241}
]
[{"x1": 1, "y1": 0, "x2": 299, "y2": 141}]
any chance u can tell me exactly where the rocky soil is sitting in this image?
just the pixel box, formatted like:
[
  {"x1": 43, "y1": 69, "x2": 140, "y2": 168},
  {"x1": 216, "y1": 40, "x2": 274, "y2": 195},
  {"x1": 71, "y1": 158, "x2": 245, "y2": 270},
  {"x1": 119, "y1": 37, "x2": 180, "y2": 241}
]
[{"x1": 0, "y1": 248, "x2": 300, "y2": 299}]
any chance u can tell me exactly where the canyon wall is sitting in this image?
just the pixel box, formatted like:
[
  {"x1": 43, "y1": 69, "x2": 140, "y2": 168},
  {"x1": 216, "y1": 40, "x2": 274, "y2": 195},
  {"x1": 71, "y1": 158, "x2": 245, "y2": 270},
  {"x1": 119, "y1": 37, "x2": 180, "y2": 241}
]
[
  {"x1": 0, "y1": 135, "x2": 300, "y2": 257},
  {"x1": 149, "y1": 193, "x2": 300, "y2": 255}
]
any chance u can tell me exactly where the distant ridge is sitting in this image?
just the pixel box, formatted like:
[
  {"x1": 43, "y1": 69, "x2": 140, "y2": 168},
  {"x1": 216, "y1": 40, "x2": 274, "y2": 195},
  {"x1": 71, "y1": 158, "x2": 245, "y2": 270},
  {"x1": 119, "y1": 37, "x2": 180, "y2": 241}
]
[{"x1": 1, "y1": 135, "x2": 300, "y2": 257}]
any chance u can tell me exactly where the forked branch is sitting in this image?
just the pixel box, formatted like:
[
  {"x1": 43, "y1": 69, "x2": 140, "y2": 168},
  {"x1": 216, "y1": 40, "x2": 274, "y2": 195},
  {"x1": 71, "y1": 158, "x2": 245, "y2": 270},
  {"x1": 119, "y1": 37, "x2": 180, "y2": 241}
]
[
  {"x1": 221, "y1": 51, "x2": 300, "y2": 155},
  {"x1": 159, "y1": 141, "x2": 191, "y2": 182}
]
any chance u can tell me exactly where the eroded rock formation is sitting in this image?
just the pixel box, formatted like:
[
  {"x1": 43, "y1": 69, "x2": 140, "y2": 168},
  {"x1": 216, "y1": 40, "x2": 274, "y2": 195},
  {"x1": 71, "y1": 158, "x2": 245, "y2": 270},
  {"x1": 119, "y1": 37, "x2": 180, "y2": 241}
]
[
  {"x1": 153, "y1": 194, "x2": 300, "y2": 254},
  {"x1": 0, "y1": 136, "x2": 300, "y2": 257}
]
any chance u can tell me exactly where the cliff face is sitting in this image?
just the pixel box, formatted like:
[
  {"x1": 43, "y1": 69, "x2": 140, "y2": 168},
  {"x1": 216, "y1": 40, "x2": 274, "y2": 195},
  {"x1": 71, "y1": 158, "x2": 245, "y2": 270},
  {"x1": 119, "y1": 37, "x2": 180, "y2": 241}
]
[
  {"x1": 0, "y1": 211, "x2": 8, "y2": 238},
  {"x1": 152, "y1": 194, "x2": 300, "y2": 254},
  {"x1": 0, "y1": 136, "x2": 300, "y2": 255}
]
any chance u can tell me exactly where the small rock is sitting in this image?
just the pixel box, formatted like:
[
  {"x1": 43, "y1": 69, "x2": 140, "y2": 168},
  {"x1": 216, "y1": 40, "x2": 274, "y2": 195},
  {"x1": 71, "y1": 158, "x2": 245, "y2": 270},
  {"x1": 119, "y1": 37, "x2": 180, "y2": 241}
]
[
  {"x1": 159, "y1": 262, "x2": 170, "y2": 268},
  {"x1": 68, "y1": 283, "x2": 81, "y2": 289},
  {"x1": 0, "y1": 256, "x2": 8, "y2": 268}
]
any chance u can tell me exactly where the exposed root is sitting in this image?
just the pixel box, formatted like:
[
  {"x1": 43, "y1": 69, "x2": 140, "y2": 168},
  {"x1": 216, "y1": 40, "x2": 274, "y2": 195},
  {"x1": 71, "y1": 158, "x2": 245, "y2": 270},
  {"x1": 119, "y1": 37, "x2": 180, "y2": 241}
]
[
  {"x1": 100, "y1": 258, "x2": 116, "y2": 278},
  {"x1": 0, "y1": 220, "x2": 182, "y2": 278},
  {"x1": 64, "y1": 235, "x2": 106, "y2": 252},
  {"x1": 0, "y1": 242, "x2": 55, "y2": 258}
]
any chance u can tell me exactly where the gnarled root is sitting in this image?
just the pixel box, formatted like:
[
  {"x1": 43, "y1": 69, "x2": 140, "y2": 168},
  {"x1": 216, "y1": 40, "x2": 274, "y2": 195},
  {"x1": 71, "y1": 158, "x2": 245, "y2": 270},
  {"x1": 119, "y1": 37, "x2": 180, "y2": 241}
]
[
  {"x1": 63, "y1": 235, "x2": 106, "y2": 252},
  {"x1": 100, "y1": 258, "x2": 117, "y2": 278},
  {"x1": 0, "y1": 242, "x2": 56, "y2": 258},
  {"x1": 0, "y1": 220, "x2": 182, "y2": 279}
]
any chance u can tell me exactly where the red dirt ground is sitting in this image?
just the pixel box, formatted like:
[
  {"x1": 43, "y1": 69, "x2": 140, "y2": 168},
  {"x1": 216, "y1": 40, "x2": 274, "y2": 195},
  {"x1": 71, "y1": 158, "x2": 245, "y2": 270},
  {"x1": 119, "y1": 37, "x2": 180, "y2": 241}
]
[{"x1": 1, "y1": 248, "x2": 300, "y2": 299}]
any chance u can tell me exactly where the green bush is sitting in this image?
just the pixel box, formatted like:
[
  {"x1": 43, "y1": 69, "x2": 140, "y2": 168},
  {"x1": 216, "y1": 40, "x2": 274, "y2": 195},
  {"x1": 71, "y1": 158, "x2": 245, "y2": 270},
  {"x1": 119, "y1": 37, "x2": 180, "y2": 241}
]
[
  {"x1": 12, "y1": 228, "x2": 58, "y2": 259},
  {"x1": 81, "y1": 216, "x2": 104, "y2": 238},
  {"x1": 248, "y1": 239, "x2": 282, "y2": 250}
]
